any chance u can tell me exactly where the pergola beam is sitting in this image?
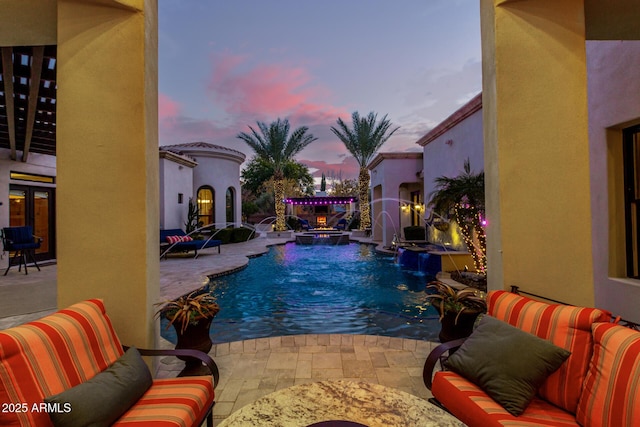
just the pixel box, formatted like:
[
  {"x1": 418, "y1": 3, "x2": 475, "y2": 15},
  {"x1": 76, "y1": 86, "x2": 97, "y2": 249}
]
[
  {"x1": 1, "y1": 47, "x2": 17, "y2": 160},
  {"x1": 22, "y1": 46, "x2": 44, "y2": 162}
]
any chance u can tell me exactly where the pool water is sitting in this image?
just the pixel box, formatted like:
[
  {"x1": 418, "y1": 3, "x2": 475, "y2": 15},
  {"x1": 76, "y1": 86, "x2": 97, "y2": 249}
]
[{"x1": 161, "y1": 243, "x2": 441, "y2": 344}]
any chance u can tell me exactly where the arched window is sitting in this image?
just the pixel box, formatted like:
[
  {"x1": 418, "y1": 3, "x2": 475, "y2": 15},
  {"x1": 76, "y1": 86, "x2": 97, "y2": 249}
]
[
  {"x1": 197, "y1": 186, "x2": 214, "y2": 227},
  {"x1": 226, "y1": 187, "x2": 235, "y2": 225}
]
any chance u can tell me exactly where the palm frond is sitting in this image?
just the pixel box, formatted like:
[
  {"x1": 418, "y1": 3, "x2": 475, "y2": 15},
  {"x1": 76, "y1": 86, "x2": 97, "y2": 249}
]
[{"x1": 330, "y1": 111, "x2": 399, "y2": 167}]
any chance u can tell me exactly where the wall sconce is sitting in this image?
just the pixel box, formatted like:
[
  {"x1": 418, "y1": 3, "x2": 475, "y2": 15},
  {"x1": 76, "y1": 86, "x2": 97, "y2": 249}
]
[
  {"x1": 401, "y1": 203, "x2": 409, "y2": 212},
  {"x1": 414, "y1": 203, "x2": 425, "y2": 212}
]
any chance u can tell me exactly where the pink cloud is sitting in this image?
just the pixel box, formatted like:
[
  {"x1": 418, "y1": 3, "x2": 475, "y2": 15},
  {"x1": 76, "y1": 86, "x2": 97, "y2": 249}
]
[
  {"x1": 159, "y1": 93, "x2": 181, "y2": 121},
  {"x1": 159, "y1": 53, "x2": 356, "y2": 168},
  {"x1": 208, "y1": 52, "x2": 350, "y2": 126}
]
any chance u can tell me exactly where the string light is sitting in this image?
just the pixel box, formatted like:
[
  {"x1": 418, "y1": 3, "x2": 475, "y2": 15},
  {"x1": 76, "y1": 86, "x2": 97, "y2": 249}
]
[{"x1": 453, "y1": 203, "x2": 487, "y2": 274}]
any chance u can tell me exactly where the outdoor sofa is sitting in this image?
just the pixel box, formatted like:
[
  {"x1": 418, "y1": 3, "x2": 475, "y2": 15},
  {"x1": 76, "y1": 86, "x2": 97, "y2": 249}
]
[
  {"x1": 160, "y1": 228, "x2": 221, "y2": 258},
  {"x1": 424, "y1": 290, "x2": 640, "y2": 427},
  {"x1": 0, "y1": 299, "x2": 219, "y2": 427}
]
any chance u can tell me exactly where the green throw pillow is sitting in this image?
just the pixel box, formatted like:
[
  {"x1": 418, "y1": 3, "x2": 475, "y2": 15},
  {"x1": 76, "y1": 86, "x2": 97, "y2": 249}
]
[
  {"x1": 45, "y1": 347, "x2": 152, "y2": 427},
  {"x1": 445, "y1": 315, "x2": 571, "y2": 416}
]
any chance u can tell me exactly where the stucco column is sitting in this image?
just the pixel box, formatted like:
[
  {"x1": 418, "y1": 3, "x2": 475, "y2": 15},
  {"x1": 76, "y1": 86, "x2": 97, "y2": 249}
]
[
  {"x1": 56, "y1": 0, "x2": 159, "y2": 347},
  {"x1": 481, "y1": 0, "x2": 594, "y2": 305}
]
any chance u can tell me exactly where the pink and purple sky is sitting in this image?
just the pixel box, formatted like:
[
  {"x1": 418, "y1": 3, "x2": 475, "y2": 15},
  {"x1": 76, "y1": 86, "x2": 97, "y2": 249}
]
[{"x1": 158, "y1": 0, "x2": 481, "y2": 180}]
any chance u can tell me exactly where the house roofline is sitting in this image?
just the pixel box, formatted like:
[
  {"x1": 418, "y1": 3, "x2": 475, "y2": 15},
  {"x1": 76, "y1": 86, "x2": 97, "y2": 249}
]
[
  {"x1": 367, "y1": 151, "x2": 423, "y2": 170},
  {"x1": 416, "y1": 93, "x2": 482, "y2": 147}
]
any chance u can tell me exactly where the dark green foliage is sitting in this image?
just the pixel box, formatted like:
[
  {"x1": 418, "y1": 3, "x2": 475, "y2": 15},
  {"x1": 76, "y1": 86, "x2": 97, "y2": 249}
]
[
  {"x1": 320, "y1": 173, "x2": 326, "y2": 192},
  {"x1": 231, "y1": 227, "x2": 255, "y2": 243},
  {"x1": 330, "y1": 111, "x2": 399, "y2": 230},
  {"x1": 241, "y1": 157, "x2": 314, "y2": 195},
  {"x1": 404, "y1": 226, "x2": 426, "y2": 241},
  {"x1": 428, "y1": 159, "x2": 484, "y2": 216},
  {"x1": 347, "y1": 214, "x2": 360, "y2": 230},
  {"x1": 237, "y1": 118, "x2": 318, "y2": 232},
  {"x1": 185, "y1": 198, "x2": 199, "y2": 234},
  {"x1": 212, "y1": 228, "x2": 233, "y2": 244},
  {"x1": 242, "y1": 201, "x2": 259, "y2": 219},
  {"x1": 286, "y1": 216, "x2": 299, "y2": 231},
  {"x1": 237, "y1": 118, "x2": 317, "y2": 174},
  {"x1": 428, "y1": 158, "x2": 487, "y2": 273},
  {"x1": 330, "y1": 112, "x2": 400, "y2": 167}
]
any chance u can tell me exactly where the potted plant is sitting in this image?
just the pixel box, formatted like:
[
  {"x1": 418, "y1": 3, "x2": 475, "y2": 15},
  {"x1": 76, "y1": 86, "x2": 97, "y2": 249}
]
[
  {"x1": 155, "y1": 289, "x2": 220, "y2": 376},
  {"x1": 425, "y1": 281, "x2": 487, "y2": 343}
]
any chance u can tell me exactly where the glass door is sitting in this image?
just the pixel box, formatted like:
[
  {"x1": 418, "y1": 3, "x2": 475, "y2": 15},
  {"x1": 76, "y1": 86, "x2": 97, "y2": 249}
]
[{"x1": 8, "y1": 185, "x2": 56, "y2": 262}]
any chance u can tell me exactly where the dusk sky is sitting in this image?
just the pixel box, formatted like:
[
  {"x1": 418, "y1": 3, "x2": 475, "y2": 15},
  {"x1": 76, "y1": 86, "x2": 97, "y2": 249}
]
[{"x1": 158, "y1": 1, "x2": 482, "y2": 180}]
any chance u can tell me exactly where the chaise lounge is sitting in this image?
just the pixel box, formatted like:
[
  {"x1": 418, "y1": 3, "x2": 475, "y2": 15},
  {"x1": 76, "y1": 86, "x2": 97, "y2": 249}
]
[
  {"x1": 423, "y1": 290, "x2": 640, "y2": 427},
  {"x1": 0, "y1": 299, "x2": 219, "y2": 427},
  {"x1": 160, "y1": 228, "x2": 222, "y2": 258}
]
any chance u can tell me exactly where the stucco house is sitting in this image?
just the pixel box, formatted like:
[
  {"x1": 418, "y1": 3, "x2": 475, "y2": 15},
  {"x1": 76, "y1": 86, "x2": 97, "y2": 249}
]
[
  {"x1": 368, "y1": 93, "x2": 483, "y2": 250},
  {"x1": 159, "y1": 142, "x2": 245, "y2": 231},
  {"x1": 368, "y1": 1, "x2": 640, "y2": 325},
  {"x1": 368, "y1": 153, "x2": 423, "y2": 248},
  {"x1": 1, "y1": 142, "x2": 244, "y2": 272}
]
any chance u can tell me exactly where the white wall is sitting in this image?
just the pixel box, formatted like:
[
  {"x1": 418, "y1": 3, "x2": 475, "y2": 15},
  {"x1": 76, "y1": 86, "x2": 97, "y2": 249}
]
[
  {"x1": 422, "y1": 108, "x2": 484, "y2": 249},
  {"x1": 369, "y1": 155, "x2": 423, "y2": 247},
  {"x1": 587, "y1": 40, "x2": 640, "y2": 322},
  {"x1": 0, "y1": 149, "x2": 56, "y2": 270},
  {"x1": 185, "y1": 149, "x2": 244, "y2": 228},
  {"x1": 422, "y1": 109, "x2": 484, "y2": 204},
  {"x1": 159, "y1": 157, "x2": 194, "y2": 230}
]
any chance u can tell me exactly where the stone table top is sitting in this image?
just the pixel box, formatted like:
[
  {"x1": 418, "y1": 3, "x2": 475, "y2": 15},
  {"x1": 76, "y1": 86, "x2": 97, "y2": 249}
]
[{"x1": 218, "y1": 380, "x2": 466, "y2": 427}]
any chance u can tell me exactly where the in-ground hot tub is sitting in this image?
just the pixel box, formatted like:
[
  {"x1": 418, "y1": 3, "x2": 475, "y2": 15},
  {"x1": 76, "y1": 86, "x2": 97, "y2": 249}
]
[{"x1": 295, "y1": 232, "x2": 350, "y2": 245}]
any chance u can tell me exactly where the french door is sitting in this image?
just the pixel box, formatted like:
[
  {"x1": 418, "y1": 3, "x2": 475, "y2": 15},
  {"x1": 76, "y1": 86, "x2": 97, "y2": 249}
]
[{"x1": 8, "y1": 185, "x2": 56, "y2": 262}]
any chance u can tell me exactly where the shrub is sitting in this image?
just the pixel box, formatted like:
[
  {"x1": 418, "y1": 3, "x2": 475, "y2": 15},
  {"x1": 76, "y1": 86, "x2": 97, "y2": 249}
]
[
  {"x1": 212, "y1": 228, "x2": 233, "y2": 244},
  {"x1": 286, "y1": 216, "x2": 299, "y2": 231},
  {"x1": 231, "y1": 227, "x2": 255, "y2": 242}
]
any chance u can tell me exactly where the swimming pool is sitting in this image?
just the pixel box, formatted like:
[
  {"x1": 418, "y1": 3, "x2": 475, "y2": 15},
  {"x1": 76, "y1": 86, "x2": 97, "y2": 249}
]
[{"x1": 161, "y1": 242, "x2": 441, "y2": 344}]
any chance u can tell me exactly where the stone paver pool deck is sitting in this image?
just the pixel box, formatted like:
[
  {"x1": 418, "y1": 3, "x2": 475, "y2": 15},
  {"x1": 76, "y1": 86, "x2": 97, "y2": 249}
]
[{"x1": 157, "y1": 333, "x2": 437, "y2": 424}]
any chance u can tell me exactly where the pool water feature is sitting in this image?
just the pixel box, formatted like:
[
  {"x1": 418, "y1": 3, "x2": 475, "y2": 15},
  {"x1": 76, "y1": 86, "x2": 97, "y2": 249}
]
[
  {"x1": 295, "y1": 232, "x2": 350, "y2": 245},
  {"x1": 161, "y1": 243, "x2": 440, "y2": 344}
]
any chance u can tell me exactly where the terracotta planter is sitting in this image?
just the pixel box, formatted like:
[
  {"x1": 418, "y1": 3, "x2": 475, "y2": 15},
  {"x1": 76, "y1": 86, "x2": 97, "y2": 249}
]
[
  {"x1": 438, "y1": 310, "x2": 482, "y2": 343},
  {"x1": 172, "y1": 316, "x2": 214, "y2": 376}
]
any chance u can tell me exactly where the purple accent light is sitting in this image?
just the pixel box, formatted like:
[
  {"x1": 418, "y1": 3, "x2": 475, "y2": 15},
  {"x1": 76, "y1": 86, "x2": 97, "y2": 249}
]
[{"x1": 284, "y1": 196, "x2": 358, "y2": 206}]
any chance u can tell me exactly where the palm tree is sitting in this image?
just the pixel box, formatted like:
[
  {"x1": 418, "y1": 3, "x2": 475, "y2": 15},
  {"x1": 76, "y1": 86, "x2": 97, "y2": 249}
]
[
  {"x1": 237, "y1": 118, "x2": 317, "y2": 231},
  {"x1": 428, "y1": 159, "x2": 486, "y2": 274},
  {"x1": 330, "y1": 112, "x2": 399, "y2": 230}
]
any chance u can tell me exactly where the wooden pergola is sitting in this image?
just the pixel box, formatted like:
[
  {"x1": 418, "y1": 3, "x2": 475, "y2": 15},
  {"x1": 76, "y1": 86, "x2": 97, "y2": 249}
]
[{"x1": 0, "y1": 45, "x2": 57, "y2": 162}]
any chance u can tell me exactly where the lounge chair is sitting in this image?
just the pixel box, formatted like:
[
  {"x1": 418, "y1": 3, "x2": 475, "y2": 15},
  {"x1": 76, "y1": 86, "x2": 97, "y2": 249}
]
[{"x1": 160, "y1": 229, "x2": 221, "y2": 258}]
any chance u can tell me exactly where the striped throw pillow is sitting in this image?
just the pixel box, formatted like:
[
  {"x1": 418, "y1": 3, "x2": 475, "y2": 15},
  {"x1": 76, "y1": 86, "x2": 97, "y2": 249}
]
[
  {"x1": 166, "y1": 235, "x2": 183, "y2": 244},
  {"x1": 576, "y1": 323, "x2": 640, "y2": 427},
  {"x1": 181, "y1": 235, "x2": 194, "y2": 242},
  {"x1": 488, "y1": 290, "x2": 611, "y2": 414}
]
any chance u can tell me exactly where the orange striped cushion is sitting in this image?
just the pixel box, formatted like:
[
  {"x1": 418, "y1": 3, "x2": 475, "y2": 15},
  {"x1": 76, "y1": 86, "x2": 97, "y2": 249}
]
[
  {"x1": 576, "y1": 323, "x2": 640, "y2": 427},
  {"x1": 432, "y1": 371, "x2": 579, "y2": 427},
  {"x1": 0, "y1": 300, "x2": 123, "y2": 427},
  {"x1": 487, "y1": 291, "x2": 610, "y2": 414},
  {"x1": 113, "y1": 376, "x2": 215, "y2": 427}
]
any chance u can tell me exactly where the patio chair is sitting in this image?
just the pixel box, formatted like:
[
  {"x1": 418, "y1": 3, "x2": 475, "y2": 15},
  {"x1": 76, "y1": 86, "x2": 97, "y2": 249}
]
[{"x1": 2, "y1": 226, "x2": 43, "y2": 276}]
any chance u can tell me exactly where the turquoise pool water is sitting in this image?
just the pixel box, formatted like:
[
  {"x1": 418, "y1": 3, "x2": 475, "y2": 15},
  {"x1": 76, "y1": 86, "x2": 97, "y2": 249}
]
[{"x1": 162, "y1": 242, "x2": 440, "y2": 344}]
